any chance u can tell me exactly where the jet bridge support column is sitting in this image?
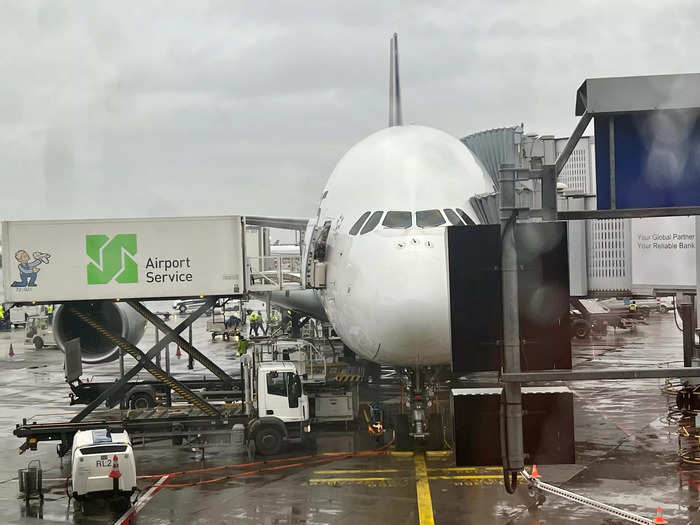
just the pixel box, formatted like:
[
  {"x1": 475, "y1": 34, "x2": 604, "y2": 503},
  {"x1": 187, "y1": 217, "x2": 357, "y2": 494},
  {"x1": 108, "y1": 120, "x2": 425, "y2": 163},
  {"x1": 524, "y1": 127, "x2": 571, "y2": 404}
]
[{"x1": 499, "y1": 165, "x2": 524, "y2": 491}]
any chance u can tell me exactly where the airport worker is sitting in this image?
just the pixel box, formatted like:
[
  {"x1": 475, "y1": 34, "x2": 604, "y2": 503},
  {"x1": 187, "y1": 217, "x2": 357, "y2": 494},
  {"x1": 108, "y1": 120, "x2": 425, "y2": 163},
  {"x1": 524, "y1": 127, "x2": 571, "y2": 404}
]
[
  {"x1": 268, "y1": 311, "x2": 279, "y2": 333},
  {"x1": 629, "y1": 300, "x2": 637, "y2": 313},
  {"x1": 47, "y1": 304, "x2": 54, "y2": 323},
  {"x1": 257, "y1": 311, "x2": 266, "y2": 335},
  {"x1": 225, "y1": 314, "x2": 240, "y2": 329},
  {"x1": 237, "y1": 335, "x2": 249, "y2": 356},
  {"x1": 281, "y1": 310, "x2": 292, "y2": 333},
  {"x1": 0, "y1": 304, "x2": 4, "y2": 320},
  {"x1": 249, "y1": 311, "x2": 260, "y2": 336}
]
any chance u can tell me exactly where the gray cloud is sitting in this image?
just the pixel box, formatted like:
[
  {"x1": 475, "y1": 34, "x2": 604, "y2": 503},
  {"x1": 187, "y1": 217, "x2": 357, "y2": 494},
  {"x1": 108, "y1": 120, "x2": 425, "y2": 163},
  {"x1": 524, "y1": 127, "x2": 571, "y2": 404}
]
[{"x1": 1, "y1": 0, "x2": 700, "y2": 221}]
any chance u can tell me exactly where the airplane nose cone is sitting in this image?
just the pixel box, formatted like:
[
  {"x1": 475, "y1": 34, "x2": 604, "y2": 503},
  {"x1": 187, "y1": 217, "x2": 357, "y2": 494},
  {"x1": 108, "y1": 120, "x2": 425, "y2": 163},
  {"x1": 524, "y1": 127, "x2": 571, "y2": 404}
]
[{"x1": 331, "y1": 232, "x2": 451, "y2": 366}]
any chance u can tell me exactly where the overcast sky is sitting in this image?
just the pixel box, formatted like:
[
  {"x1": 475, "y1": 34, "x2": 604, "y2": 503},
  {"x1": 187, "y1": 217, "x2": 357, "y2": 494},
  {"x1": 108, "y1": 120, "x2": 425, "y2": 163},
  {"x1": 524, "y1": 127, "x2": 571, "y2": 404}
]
[{"x1": 1, "y1": 0, "x2": 699, "y2": 221}]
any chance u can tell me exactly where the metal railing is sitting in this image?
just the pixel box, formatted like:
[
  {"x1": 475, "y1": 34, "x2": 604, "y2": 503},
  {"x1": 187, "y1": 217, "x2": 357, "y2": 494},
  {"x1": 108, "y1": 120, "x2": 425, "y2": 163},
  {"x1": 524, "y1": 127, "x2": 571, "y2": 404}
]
[
  {"x1": 246, "y1": 256, "x2": 303, "y2": 291},
  {"x1": 253, "y1": 339, "x2": 327, "y2": 383}
]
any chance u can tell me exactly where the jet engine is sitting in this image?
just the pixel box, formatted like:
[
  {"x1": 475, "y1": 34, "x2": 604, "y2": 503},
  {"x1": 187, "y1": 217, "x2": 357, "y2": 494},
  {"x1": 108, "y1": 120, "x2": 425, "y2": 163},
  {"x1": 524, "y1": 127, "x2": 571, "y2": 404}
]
[{"x1": 53, "y1": 302, "x2": 147, "y2": 364}]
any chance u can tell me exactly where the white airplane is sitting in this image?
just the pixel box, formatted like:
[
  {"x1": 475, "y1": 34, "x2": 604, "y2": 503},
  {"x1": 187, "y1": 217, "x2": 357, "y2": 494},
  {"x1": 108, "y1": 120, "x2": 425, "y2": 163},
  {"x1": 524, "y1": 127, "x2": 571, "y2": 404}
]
[
  {"x1": 263, "y1": 34, "x2": 494, "y2": 447},
  {"x1": 273, "y1": 33, "x2": 494, "y2": 367}
]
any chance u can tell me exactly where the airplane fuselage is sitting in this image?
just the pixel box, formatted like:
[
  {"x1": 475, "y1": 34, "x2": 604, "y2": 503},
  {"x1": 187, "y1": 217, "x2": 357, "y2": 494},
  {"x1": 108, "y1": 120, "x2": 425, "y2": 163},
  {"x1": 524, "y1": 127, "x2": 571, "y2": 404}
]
[{"x1": 311, "y1": 125, "x2": 493, "y2": 366}]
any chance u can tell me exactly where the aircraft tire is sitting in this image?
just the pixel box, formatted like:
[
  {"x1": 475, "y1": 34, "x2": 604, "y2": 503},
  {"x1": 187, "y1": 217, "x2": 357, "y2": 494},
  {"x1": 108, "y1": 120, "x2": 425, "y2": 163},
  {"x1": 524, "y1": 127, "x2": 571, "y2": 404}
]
[
  {"x1": 394, "y1": 414, "x2": 412, "y2": 451},
  {"x1": 427, "y1": 413, "x2": 445, "y2": 450}
]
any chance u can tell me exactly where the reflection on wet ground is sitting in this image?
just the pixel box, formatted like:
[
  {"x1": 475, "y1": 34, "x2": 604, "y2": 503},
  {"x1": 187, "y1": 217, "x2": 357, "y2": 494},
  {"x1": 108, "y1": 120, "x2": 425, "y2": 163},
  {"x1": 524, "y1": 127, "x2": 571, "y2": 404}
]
[{"x1": 0, "y1": 311, "x2": 698, "y2": 523}]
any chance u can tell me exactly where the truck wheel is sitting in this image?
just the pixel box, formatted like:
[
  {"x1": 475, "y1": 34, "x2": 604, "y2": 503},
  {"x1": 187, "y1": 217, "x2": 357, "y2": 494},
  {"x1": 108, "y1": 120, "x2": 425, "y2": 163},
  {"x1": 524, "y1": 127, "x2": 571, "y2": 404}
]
[
  {"x1": 571, "y1": 320, "x2": 590, "y2": 339},
  {"x1": 427, "y1": 413, "x2": 445, "y2": 450},
  {"x1": 254, "y1": 426, "x2": 284, "y2": 456},
  {"x1": 129, "y1": 392, "x2": 156, "y2": 409},
  {"x1": 33, "y1": 336, "x2": 44, "y2": 350},
  {"x1": 394, "y1": 414, "x2": 412, "y2": 451}
]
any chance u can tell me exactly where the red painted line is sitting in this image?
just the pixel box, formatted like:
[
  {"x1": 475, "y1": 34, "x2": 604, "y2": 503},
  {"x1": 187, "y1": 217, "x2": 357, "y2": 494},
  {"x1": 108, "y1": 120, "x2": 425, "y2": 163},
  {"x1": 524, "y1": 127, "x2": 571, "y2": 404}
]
[{"x1": 114, "y1": 474, "x2": 171, "y2": 525}]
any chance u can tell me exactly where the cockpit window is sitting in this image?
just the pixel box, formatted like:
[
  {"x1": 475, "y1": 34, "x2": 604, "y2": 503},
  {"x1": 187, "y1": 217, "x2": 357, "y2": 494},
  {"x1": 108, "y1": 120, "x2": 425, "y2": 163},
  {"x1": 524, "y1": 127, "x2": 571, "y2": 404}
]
[
  {"x1": 360, "y1": 211, "x2": 383, "y2": 234},
  {"x1": 416, "y1": 209, "x2": 446, "y2": 228},
  {"x1": 382, "y1": 211, "x2": 412, "y2": 229},
  {"x1": 349, "y1": 211, "x2": 371, "y2": 235},
  {"x1": 456, "y1": 208, "x2": 476, "y2": 226},
  {"x1": 443, "y1": 209, "x2": 463, "y2": 225}
]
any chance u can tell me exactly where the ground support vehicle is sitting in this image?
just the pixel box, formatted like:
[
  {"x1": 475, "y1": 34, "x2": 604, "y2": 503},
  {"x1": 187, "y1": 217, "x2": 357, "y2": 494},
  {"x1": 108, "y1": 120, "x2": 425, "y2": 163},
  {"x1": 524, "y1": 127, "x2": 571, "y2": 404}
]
[
  {"x1": 14, "y1": 299, "x2": 311, "y2": 458},
  {"x1": 15, "y1": 356, "x2": 309, "y2": 457},
  {"x1": 67, "y1": 376, "x2": 244, "y2": 409},
  {"x1": 70, "y1": 428, "x2": 136, "y2": 502},
  {"x1": 206, "y1": 320, "x2": 240, "y2": 341},
  {"x1": 570, "y1": 298, "x2": 627, "y2": 338},
  {"x1": 7, "y1": 305, "x2": 39, "y2": 329},
  {"x1": 24, "y1": 314, "x2": 57, "y2": 349},
  {"x1": 69, "y1": 337, "x2": 360, "y2": 422}
]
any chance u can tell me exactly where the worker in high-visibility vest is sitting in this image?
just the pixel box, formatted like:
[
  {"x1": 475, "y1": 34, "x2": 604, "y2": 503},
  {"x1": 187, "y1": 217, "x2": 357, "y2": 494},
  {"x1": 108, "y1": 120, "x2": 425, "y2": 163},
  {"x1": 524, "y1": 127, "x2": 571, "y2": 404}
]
[
  {"x1": 47, "y1": 304, "x2": 54, "y2": 323},
  {"x1": 249, "y1": 311, "x2": 261, "y2": 337},
  {"x1": 628, "y1": 301, "x2": 637, "y2": 313},
  {"x1": 0, "y1": 304, "x2": 5, "y2": 320},
  {"x1": 237, "y1": 335, "x2": 249, "y2": 356},
  {"x1": 268, "y1": 311, "x2": 279, "y2": 332}
]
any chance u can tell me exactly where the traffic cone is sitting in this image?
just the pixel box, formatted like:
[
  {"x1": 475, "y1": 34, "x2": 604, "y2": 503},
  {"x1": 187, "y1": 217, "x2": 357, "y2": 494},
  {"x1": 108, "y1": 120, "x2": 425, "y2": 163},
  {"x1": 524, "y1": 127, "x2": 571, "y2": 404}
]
[
  {"x1": 109, "y1": 454, "x2": 121, "y2": 492},
  {"x1": 176, "y1": 345, "x2": 182, "y2": 359},
  {"x1": 108, "y1": 455, "x2": 122, "y2": 479},
  {"x1": 531, "y1": 465, "x2": 541, "y2": 479},
  {"x1": 8, "y1": 344, "x2": 14, "y2": 358},
  {"x1": 653, "y1": 506, "x2": 667, "y2": 524}
]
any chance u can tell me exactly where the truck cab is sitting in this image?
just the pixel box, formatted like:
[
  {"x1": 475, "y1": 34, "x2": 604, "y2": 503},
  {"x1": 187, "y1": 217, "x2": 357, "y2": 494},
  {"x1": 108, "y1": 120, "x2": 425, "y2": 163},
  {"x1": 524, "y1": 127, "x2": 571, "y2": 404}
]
[{"x1": 246, "y1": 359, "x2": 310, "y2": 455}]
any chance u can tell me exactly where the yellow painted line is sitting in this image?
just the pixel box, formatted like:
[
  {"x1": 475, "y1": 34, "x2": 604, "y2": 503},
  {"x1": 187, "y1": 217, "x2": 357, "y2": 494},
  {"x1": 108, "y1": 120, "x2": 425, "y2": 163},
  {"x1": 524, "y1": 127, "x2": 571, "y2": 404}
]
[
  {"x1": 425, "y1": 450, "x2": 452, "y2": 458},
  {"x1": 428, "y1": 466, "x2": 503, "y2": 472},
  {"x1": 429, "y1": 475, "x2": 503, "y2": 480},
  {"x1": 314, "y1": 469, "x2": 400, "y2": 474},
  {"x1": 414, "y1": 453, "x2": 435, "y2": 525},
  {"x1": 309, "y1": 477, "x2": 394, "y2": 483},
  {"x1": 391, "y1": 451, "x2": 414, "y2": 457}
]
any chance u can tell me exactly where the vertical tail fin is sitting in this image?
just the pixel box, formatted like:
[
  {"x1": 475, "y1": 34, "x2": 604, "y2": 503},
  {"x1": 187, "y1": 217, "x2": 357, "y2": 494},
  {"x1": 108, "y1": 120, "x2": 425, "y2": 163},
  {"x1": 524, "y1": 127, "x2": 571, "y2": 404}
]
[{"x1": 389, "y1": 33, "x2": 403, "y2": 127}]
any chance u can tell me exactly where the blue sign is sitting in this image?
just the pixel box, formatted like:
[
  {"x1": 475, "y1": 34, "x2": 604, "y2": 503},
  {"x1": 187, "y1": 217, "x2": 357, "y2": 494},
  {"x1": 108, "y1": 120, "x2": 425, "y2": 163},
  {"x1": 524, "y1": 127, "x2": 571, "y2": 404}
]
[{"x1": 595, "y1": 110, "x2": 700, "y2": 209}]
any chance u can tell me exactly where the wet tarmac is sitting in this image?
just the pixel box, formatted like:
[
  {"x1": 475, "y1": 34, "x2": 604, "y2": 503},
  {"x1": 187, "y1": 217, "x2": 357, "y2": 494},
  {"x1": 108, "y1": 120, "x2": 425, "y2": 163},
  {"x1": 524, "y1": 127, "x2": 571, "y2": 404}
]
[{"x1": 0, "y1": 307, "x2": 698, "y2": 524}]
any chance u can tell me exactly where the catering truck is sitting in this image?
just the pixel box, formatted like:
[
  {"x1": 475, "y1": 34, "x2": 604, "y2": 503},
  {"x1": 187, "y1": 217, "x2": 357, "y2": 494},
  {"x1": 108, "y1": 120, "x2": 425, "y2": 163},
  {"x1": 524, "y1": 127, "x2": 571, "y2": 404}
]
[
  {"x1": 15, "y1": 353, "x2": 310, "y2": 457},
  {"x1": 1, "y1": 216, "x2": 246, "y2": 304},
  {"x1": 1, "y1": 216, "x2": 253, "y2": 364}
]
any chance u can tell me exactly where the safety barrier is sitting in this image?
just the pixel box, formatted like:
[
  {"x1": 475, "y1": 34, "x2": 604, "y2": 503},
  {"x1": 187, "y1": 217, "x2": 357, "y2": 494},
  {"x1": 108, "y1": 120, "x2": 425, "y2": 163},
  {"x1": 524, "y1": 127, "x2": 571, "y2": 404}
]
[
  {"x1": 246, "y1": 255, "x2": 303, "y2": 291},
  {"x1": 522, "y1": 467, "x2": 660, "y2": 524}
]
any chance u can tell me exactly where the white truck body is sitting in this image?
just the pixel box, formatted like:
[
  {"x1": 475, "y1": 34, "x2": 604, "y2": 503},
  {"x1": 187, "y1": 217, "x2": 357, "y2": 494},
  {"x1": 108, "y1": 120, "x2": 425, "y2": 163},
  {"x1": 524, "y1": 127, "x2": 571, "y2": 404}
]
[
  {"x1": 70, "y1": 429, "x2": 137, "y2": 498},
  {"x1": 9, "y1": 305, "x2": 39, "y2": 327},
  {"x1": 2, "y1": 216, "x2": 245, "y2": 304}
]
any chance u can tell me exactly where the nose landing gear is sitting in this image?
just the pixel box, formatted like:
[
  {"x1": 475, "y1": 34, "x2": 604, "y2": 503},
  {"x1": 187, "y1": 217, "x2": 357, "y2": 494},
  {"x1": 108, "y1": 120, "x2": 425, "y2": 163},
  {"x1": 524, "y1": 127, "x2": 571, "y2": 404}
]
[{"x1": 394, "y1": 367, "x2": 446, "y2": 451}]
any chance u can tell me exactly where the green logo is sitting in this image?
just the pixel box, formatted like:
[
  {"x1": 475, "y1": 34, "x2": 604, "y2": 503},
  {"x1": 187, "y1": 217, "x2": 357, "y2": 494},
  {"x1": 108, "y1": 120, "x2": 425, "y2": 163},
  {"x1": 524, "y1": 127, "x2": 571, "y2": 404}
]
[{"x1": 86, "y1": 234, "x2": 138, "y2": 285}]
